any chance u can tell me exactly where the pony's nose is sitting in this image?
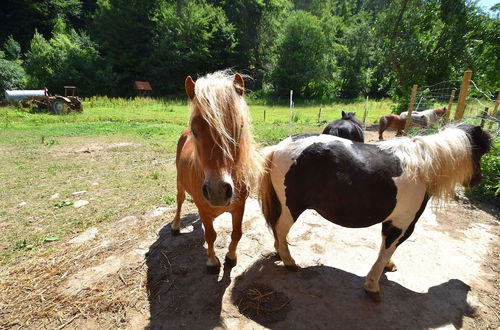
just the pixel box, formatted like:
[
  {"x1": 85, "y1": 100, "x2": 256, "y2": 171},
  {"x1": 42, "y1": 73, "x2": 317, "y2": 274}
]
[
  {"x1": 202, "y1": 182, "x2": 210, "y2": 200},
  {"x1": 223, "y1": 182, "x2": 233, "y2": 200},
  {"x1": 202, "y1": 179, "x2": 233, "y2": 206}
]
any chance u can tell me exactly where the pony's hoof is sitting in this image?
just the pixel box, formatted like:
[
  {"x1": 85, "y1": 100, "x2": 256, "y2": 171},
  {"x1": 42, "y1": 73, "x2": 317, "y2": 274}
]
[
  {"x1": 224, "y1": 255, "x2": 237, "y2": 268},
  {"x1": 384, "y1": 262, "x2": 397, "y2": 272},
  {"x1": 206, "y1": 265, "x2": 221, "y2": 275},
  {"x1": 171, "y1": 228, "x2": 180, "y2": 236},
  {"x1": 364, "y1": 289, "x2": 382, "y2": 302},
  {"x1": 285, "y1": 264, "x2": 301, "y2": 272}
]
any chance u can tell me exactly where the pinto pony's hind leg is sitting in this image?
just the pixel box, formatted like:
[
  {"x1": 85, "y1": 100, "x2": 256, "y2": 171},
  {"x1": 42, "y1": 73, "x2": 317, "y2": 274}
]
[
  {"x1": 275, "y1": 207, "x2": 299, "y2": 271},
  {"x1": 225, "y1": 205, "x2": 245, "y2": 268},
  {"x1": 171, "y1": 185, "x2": 185, "y2": 235}
]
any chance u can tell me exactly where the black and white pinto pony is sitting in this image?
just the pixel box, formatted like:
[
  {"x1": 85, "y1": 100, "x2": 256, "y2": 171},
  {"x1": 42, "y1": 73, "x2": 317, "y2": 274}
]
[
  {"x1": 322, "y1": 111, "x2": 364, "y2": 142},
  {"x1": 259, "y1": 124, "x2": 490, "y2": 301}
]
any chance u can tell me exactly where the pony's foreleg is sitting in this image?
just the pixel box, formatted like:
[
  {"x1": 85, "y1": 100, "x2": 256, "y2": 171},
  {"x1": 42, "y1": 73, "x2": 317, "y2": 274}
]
[
  {"x1": 275, "y1": 207, "x2": 299, "y2": 271},
  {"x1": 171, "y1": 185, "x2": 185, "y2": 235},
  {"x1": 225, "y1": 204, "x2": 245, "y2": 267},
  {"x1": 199, "y1": 213, "x2": 221, "y2": 274}
]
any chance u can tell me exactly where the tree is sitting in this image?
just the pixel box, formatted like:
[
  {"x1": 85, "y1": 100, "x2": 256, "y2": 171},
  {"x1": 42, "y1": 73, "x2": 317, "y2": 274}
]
[
  {"x1": 212, "y1": 0, "x2": 292, "y2": 89},
  {"x1": 24, "y1": 30, "x2": 115, "y2": 96},
  {"x1": 271, "y1": 11, "x2": 329, "y2": 97},
  {"x1": 149, "y1": 0, "x2": 237, "y2": 94},
  {"x1": 92, "y1": 0, "x2": 156, "y2": 95},
  {"x1": 0, "y1": 53, "x2": 27, "y2": 92}
]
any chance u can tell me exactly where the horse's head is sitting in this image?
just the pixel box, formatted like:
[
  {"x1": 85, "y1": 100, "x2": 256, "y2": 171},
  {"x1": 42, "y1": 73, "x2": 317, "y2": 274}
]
[
  {"x1": 341, "y1": 111, "x2": 363, "y2": 127},
  {"x1": 435, "y1": 107, "x2": 447, "y2": 117},
  {"x1": 458, "y1": 124, "x2": 491, "y2": 187},
  {"x1": 185, "y1": 72, "x2": 247, "y2": 207}
]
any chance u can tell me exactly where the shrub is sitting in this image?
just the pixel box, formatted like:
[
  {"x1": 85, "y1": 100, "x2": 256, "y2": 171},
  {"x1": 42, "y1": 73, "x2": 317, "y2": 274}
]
[{"x1": 466, "y1": 138, "x2": 500, "y2": 205}]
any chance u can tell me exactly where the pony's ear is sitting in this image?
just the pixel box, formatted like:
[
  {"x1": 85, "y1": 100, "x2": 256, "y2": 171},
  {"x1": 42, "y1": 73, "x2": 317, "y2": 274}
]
[
  {"x1": 185, "y1": 76, "x2": 195, "y2": 100},
  {"x1": 341, "y1": 110, "x2": 346, "y2": 118},
  {"x1": 233, "y1": 73, "x2": 245, "y2": 96}
]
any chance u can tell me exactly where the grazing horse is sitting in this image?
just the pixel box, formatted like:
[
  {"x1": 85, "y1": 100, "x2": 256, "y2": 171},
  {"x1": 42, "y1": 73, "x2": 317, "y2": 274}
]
[
  {"x1": 259, "y1": 124, "x2": 490, "y2": 301},
  {"x1": 378, "y1": 114, "x2": 406, "y2": 140},
  {"x1": 172, "y1": 71, "x2": 263, "y2": 273},
  {"x1": 322, "y1": 111, "x2": 364, "y2": 142}
]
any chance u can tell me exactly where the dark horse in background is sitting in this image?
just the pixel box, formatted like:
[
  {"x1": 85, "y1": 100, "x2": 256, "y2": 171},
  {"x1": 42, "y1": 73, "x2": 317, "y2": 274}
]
[{"x1": 322, "y1": 111, "x2": 364, "y2": 142}]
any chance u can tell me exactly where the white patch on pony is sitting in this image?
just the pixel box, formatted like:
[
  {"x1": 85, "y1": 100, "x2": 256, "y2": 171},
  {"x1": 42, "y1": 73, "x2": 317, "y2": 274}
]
[{"x1": 384, "y1": 175, "x2": 427, "y2": 229}]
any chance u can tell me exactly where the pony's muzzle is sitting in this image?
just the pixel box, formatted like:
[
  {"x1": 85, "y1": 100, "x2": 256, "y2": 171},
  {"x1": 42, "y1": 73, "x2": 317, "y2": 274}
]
[{"x1": 202, "y1": 179, "x2": 233, "y2": 207}]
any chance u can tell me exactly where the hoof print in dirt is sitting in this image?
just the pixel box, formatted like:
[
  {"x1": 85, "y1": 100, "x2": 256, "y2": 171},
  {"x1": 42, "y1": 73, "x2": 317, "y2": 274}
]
[
  {"x1": 364, "y1": 289, "x2": 382, "y2": 302},
  {"x1": 171, "y1": 228, "x2": 180, "y2": 236},
  {"x1": 236, "y1": 283, "x2": 291, "y2": 325},
  {"x1": 224, "y1": 255, "x2": 237, "y2": 268}
]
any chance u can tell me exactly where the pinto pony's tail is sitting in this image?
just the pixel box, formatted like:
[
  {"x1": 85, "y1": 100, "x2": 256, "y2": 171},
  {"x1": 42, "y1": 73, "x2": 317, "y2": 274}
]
[
  {"x1": 378, "y1": 116, "x2": 388, "y2": 140},
  {"x1": 258, "y1": 146, "x2": 281, "y2": 235}
]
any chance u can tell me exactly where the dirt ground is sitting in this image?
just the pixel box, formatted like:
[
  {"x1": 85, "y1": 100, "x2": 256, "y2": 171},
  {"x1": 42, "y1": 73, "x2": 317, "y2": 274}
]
[{"x1": 1, "y1": 126, "x2": 499, "y2": 329}]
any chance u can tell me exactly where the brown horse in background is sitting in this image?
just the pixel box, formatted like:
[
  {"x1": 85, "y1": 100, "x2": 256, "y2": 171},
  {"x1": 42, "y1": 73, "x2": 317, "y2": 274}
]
[
  {"x1": 378, "y1": 114, "x2": 406, "y2": 140},
  {"x1": 172, "y1": 71, "x2": 263, "y2": 274}
]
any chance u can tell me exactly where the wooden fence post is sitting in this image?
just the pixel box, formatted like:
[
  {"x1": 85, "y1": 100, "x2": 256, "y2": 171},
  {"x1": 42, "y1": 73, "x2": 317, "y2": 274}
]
[
  {"x1": 317, "y1": 108, "x2": 322, "y2": 123},
  {"x1": 404, "y1": 84, "x2": 418, "y2": 134},
  {"x1": 363, "y1": 96, "x2": 368, "y2": 130},
  {"x1": 444, "y1": 89, "x2": 456, "y2": 122},
  {"x1": 263, "y1": 108, "x2": 266, "y2": 122},
  {"x1": 488, "y1": 91, "x2": 500, "y2": 129},
  {"x1": 454, "y1": 70, "x2": 473, "y2": 121},
  {"x1": 480, "y1": 108, "x2": 489, "y2": 128}
]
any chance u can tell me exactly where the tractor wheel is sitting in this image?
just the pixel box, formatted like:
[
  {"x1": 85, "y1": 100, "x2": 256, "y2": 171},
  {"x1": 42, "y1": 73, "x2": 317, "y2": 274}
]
[{"x1": 52, "y1": 100, "x2": 67, "y2": 115}]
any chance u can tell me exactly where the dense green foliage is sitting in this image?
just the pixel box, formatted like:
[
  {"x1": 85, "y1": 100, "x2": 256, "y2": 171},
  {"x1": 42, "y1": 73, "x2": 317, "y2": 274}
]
[
  {"x1": 467, "y1": 141, "x2": 500, "y2": 204},
  {"x1": 0, "y1": 0, "x2": 498, "y2": 100}
]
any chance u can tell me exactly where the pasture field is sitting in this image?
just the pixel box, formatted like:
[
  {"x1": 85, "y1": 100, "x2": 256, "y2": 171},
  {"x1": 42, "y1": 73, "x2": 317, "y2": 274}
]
[
  {"x1": 1, "y1": 97, "x2": 498, "y2": 329},
  {"x1": 0, "y1": 97, "x2": 393, "y2": 265}
]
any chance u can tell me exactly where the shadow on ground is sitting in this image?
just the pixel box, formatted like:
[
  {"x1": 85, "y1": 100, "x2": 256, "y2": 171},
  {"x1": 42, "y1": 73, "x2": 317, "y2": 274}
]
[
  {"x1": 231, "y1": 254, "x2": 475, "y2": 330},
  {"x1": 146, "y1": 214, "x2": 233, "y2": 329}
]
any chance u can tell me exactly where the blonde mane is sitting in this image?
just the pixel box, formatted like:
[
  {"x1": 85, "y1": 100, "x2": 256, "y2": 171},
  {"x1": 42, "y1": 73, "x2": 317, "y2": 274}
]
[
  {"x1": 378, "y1": 126, "x2": 474, "y2": 200},
  {"x1": 189, "y1": 70, "x2": 263, "y2": 192}
]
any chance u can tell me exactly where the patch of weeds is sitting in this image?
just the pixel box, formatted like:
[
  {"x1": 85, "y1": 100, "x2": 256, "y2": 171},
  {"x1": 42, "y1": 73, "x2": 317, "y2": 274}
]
[
  {"x1": 15, "y1": 239, "x2": 34, "y2": 250},
  {"x1": 139, "y1": 131, "x2": 153, "y2": 139},
  {"x1": 43, "y1": 236, "x2": 60, "y2": 243},
  {"x1": 54, "y1": 201, "x2": 73, "y2": 208},
  {"x1": 41, "y1": 136, "x2": 59, "y2": 146},
  {"x1": 151, "y1": 171, "x2": 160, "y2": 180},
  {"x1": 163, "y1": 194, "x2": 176, "y2": 205}
]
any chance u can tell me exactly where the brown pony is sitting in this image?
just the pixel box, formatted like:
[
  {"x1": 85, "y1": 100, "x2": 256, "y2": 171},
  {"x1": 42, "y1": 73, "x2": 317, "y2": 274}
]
[
  {"x1": 378, "y1": 114, "x2": 406, "y2": 140},
  {"x1": 172, "y1": 71, "x2": 263, "y2": 274}
]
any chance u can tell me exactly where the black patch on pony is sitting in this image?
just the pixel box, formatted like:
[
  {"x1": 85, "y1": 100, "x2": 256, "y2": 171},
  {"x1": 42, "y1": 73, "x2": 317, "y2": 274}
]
[
  {"x1": 284, "y1": 140, "x2": 402, "y2": 228},
  {"x1": 322, "y1": 111, "x2": 364, "y2": 142},
  {"x1": 397, "y1": 193, "x2": 430, "y2": 247},
  {"x1": 382, "y1": 221, "x2": 402, "y2": 249}
]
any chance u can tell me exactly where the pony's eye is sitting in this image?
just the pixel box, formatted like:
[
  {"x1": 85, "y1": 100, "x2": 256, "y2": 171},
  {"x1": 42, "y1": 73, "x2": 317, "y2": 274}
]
[{"x1": 191, "y1": 128, "x2": 198, "y2": 139}]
